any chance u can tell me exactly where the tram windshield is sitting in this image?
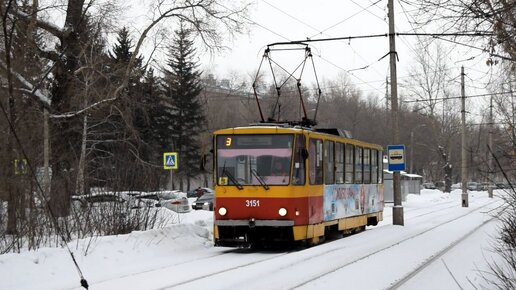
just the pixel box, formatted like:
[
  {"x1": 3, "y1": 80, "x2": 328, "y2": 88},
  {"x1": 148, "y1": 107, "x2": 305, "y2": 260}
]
[{"x1": 216, "y1": 134, "x2": 293, "y2": 186}]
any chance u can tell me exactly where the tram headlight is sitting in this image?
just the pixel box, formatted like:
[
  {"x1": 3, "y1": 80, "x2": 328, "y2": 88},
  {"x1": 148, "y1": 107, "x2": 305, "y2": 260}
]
[
  {"x1": 278, "y1": 208, "x2": 287, "y2": 217},
  {"x1": 218, "y1": 207, "x2": 227, "y2": 216}
]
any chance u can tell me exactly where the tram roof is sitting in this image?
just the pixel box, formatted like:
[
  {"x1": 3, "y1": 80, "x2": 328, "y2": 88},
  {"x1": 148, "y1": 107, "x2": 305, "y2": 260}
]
[{"x1": 213, "y1": 124, "x2": 383, "y2": 150}]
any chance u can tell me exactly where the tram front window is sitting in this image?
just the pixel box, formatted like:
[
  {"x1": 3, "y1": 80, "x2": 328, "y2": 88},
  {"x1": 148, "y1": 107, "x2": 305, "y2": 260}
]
[{"x1": 217, "y1": 134, "x2": 293, "y2": 186}]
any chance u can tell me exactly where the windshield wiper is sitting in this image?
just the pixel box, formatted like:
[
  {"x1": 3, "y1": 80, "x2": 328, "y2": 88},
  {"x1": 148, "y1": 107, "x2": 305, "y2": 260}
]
[
  {"x1": 250, "y1": 168, "x2": 269, "y2": 190},
  {"x1": 222, "y1": 161, "x2": 243, "y2": 190}
]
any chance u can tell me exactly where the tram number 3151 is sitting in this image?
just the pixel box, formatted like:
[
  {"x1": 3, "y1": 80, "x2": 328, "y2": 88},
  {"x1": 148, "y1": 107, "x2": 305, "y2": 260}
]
[{"x1": 245, "y1": 199, "x2": 260, "y2": 207}]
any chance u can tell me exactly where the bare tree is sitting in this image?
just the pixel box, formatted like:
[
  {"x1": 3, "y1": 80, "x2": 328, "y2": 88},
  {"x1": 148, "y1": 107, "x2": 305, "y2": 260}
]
[
  {"x1": 0, "y1": 0, "x2": 250, "y2": 250},
  {"x1": 405, "y1": 40, "x2": 452, "y2": 117},
  {"x1": 403, "y1": 39, "x2": 462, "y2": 186},
  {"x1": 0, "y1": 0, "x2": 250, "y2": 208},
  {"x1": 407, "y1": 0, "x2": 515, "y2": 62}
]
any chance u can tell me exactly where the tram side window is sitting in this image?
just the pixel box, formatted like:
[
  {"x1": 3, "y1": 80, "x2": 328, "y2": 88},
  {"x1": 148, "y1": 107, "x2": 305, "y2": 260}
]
[
  {"x1": 309, "y1": 139, "x2": 323, "y2": 184},
  {"x1": 292, "y1": 134, "x2": 306, "y2": 185},
  {"x1": 355, "y1": 146, "x2": 363, "y2": 183},
  {"x1": 324, "y1": 141, "x2": 335, "y2": 184},
  {"x1": 363, "y1": 148, "x2": 371, "y2": 183},
  {"x1": 335, "y1": 143, "x2": 344, "y2": 183},
  {"x1": 344, "y1": 144, "x2": 354, "y2": 183},
  {"x1": 372, "y1": 149, "x2": 378, "y2": 183}
]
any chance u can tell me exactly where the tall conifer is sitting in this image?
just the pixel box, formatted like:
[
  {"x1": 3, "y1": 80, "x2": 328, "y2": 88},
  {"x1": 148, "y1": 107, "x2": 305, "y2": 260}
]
[{"x1": 162, "y1": 24, "x2": 205, "y2": 186}]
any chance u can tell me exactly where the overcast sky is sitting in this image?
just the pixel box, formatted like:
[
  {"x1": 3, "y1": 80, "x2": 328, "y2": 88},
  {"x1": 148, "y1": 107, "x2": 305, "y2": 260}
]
[
  {"x1": 198, "y1": 2, "x2": 494, "y2": 114},
  {"x1": 121, "y1": 0, "x2": 498, "y2": 118},
  {"x1": 204, "y1": 0, "x2": 404, "y2": 94}
]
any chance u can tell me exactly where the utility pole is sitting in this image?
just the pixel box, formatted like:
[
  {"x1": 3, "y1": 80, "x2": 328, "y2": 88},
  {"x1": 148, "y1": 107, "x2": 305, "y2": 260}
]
[
  {"x1": 388, "y1": 0, "x2": 403, "y2": 225},
  {"x1": 461, "y1": 66, "x2": 469, "y2": 207},
  {"x1": 488, "y1": 95, "x2": 494, "y2": 198},
  {"x1": 410, "y1": 130, "x2": 414, "y2": 174}
]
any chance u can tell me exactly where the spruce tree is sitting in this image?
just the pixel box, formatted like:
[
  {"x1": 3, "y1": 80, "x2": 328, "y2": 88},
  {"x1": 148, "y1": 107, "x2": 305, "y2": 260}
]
[
  {"x1": 162, "y1": 24, "x2": 205, "y2": 188},
  {"x1": 102, "y1": 27, "x2": 149, "y2": 190},
  {"x1": 140, "y1": 68, "x2": 168, "y2": 189}
]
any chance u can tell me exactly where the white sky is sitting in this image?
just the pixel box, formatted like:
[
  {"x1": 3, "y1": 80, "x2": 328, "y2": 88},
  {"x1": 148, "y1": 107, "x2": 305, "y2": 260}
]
[
  {"x1": 194, "y1": 0, "x2": 499, "y2": 118},
  {"x1": 43, "y1": 0, "x2": 500, "y2": 119}
]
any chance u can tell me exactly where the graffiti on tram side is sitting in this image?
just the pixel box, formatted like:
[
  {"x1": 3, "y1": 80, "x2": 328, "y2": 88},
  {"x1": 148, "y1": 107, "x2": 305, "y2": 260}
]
[{"x1": 323, "y1": 184, "x2": 384, "y2": 221}]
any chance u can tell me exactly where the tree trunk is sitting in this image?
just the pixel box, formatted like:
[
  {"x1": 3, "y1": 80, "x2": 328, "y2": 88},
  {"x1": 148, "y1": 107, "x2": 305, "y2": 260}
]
[
  {"x1": 179, "y1": 175, "x2": 184, "y2": 192},
  {"x1": 75, "y1": 90, "x2": 89, "y2": 195},
  {"x1": 6, "y1": 183, "x2": 17, "y2": 234},
  {"x1": 75, "y1": 112, "x2": 87, "y2": 195},
  {"x1": 43, "y1": 109, "x2": 50, "y2": 198},
  {"x1": 49, "y1": 0, "x2": 85, "y2": 217}
]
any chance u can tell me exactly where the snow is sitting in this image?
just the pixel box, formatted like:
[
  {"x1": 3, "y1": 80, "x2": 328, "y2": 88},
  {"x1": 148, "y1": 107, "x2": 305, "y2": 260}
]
[{"x1": 0, "y1": 189, "x2": 507, "y2": 290}]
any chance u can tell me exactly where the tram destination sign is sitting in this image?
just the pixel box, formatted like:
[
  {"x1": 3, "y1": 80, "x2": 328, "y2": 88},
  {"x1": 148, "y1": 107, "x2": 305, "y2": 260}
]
[{"x1": 387, "y1": 145, "x2": 406, "y2": 172}]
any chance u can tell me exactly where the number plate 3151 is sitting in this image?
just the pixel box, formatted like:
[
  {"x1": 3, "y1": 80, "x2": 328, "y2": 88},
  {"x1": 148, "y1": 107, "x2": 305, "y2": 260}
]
[{"x1": 245, "y1": 199, "x2": 260, "y2": 207}]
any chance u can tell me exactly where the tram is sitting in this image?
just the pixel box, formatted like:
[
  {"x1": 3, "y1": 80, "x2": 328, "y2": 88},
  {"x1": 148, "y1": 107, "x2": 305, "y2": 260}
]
[{"x1": 213, "y1": 124, "x2": 384, "y2": 247}]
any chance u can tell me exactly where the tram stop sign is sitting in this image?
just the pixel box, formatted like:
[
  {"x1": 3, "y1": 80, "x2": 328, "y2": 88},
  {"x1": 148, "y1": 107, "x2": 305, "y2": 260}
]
[
  {"x1": 163, "y1": 152, "x2": 178, "y2": 170},
  {"x1": 387, "y1": 145, "x2": 406, "y2": 172}
]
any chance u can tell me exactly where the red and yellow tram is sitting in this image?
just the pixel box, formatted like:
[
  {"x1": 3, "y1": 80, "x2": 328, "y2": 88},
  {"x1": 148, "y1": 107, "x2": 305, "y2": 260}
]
[{"x1": 213, "y1": 124, "x2": 384, "y2": 247}]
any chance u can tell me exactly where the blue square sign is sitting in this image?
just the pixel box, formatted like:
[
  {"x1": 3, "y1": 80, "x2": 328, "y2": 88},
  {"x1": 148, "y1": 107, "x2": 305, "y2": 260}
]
[
  {"x1": 163, "y1": 152, "x2": 178, "y2": 170},
  {"x1": 387, "y1": 145, "x2": 406, "y2": 172}
]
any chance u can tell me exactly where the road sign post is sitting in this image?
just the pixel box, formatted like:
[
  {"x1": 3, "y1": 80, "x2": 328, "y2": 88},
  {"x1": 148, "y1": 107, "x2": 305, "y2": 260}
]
[
  {"x1": 164, "y1": 152, "x2": 178, "y2": 190},
  {"x1": 387, "y1": 144, "x2": 406, "y2": 226}
]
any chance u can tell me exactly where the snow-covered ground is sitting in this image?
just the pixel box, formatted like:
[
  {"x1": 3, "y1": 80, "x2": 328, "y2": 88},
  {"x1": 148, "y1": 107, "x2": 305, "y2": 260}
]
[{"x1": 1, "y1": 189, "x2": 506, "y2": 290}]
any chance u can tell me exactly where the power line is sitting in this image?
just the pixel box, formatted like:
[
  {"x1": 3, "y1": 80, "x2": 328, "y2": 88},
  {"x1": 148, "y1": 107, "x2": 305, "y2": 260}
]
[
  {"x1": 377, "y1": 0, "x2": 424, "y2": 68},
  {"x1": 309, "y1": 0, "x2": 383, "y2": 39},
  {"x1": 261, "y1": 0, "x2": 321, "y2": 33},
  {"x1": 402, "y1": 91, "x2": 514, "y2": 103},
  {"x1": 216, "y1": 2, "x2": 291, "y2": 42},
  {"x1": 268, "y1": 32, "x2": 495, "y2": 47},
  {"x1": 261, "y1": 0, "x2": 387, "y2": 79},
  {"x1": 435, "y1": 36, "x2": 514, "y2": 62},
  {"x1": 315, "y1": 55, "x2": 385, "y2": 95}
]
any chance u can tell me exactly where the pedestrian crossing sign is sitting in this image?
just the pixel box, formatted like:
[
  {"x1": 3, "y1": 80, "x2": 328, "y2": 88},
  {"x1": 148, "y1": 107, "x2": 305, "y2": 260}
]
[{"x1": 163, "y1": 152, "x2": 178, "y2": 170}]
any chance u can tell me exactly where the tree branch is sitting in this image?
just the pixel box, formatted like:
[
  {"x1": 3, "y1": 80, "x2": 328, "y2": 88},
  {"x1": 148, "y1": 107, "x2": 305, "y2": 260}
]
[
  {"x1": 0, "y1": 58, "x2": 51, "y2": 108},
  {"x1": 9, "y1": 7, "x2": 66, "y2": 39}
]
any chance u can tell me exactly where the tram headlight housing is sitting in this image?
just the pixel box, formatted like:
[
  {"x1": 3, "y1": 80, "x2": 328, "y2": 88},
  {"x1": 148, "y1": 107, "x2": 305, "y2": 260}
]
[
  {"x1": 278, "y1": 207, "x2": 287, "y2": 217},
  {"x1": 218, "y1": 207, "x2": 227, "y2": 216}
]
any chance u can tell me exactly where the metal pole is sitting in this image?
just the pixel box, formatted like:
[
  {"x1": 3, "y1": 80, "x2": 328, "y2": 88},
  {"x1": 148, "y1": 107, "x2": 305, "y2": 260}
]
[
  {"x1": 461, "y1": 66, "x2": 469, "y2": 207},
  {"x1": 410, "y1": 130, "x2": 414, "y2": 174},
  {"x1": 170, "y1": 169, "x2": 174, "y2": 190},
  {"x1": 388, "y1": 0, "x2": 403, "y2": 225}
]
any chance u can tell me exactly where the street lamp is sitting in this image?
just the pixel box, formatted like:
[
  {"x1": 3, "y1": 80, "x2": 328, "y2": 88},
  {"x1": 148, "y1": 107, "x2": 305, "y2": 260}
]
[{"x1": 410, "y1": 124, "x2": 426, "y2": 174}]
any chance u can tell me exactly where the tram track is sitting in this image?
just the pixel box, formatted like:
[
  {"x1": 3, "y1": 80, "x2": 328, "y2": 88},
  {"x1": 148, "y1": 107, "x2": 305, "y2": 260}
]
[
  {"x1": 288, "y1": 199, "x2": 501, "y2": 290},
  {"x1": 64, "y1": 248, "x2": 245, "y2": 290},
  {"x1": 157, "y1": 199, "x2": 501, "y2": 290},
  {"x1": 70, "y1": 246, "x2": 293, "y2": 290},
  {"x1": 385, "y1": 216, "x2": 498, "y2": 290},
  {"x1": 72, "y1": 198, "x2": 501, "y2": 290},
  {"x1": 78, "y1": 201, "x2": 460, "y2": 289},
  {"x1": 382, "y1": 195, "x2": 491, "y2": 223},
  {"x1": 380, "y1": 203, "x2": 458, "y2": 226},
  {"x1": 154, "y1": 250, "x2": 293, "y2": 290}
]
